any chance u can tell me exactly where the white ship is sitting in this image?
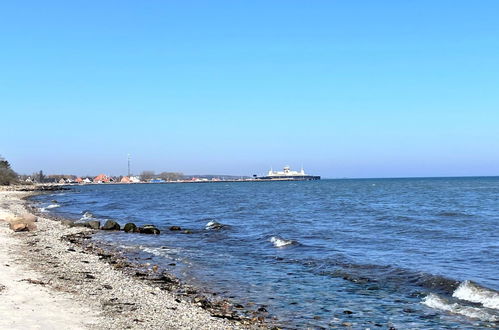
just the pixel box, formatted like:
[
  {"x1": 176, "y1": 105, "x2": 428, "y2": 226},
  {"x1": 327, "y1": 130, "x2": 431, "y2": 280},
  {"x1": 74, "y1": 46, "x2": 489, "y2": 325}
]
[{"x1": 257, "y1": 166, "x2": 320, "y2": 181}]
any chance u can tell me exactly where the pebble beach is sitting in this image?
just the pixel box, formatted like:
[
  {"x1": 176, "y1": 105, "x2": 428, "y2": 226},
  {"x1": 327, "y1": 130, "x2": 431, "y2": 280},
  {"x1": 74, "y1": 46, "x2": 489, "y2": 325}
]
[{"x1": 0, "y1": 186, "x2": 257, "y2": 330}]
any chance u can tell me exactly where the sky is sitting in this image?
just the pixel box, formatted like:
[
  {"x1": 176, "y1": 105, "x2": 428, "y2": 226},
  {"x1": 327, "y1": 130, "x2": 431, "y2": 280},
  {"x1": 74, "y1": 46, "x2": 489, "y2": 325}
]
[{"x1": 1, "y1": 1, "x2": 498, "y2": 178}]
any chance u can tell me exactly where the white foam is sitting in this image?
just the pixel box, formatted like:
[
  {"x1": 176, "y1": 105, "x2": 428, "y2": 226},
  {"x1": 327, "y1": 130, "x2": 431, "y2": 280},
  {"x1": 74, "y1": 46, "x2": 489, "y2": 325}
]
[
  {"x1": 46, "y1": 204, "x2": 60, "y2": 209},
  {"x1": 80, "y1": 211, "x2": 94, "y2": 220},
  {"x1": 422, "y1": 293, "x2": 498, "y2": 322},
  {"x1": 270, "y1": 236, "x2": 294, "y2": 248},
  {"x1": 142, "y1": 246, "x2": 180, "y2": 255},
  {"x1": 142, "y1": 247, "x2": 164, "y2": 256},
  {"x1": 39, "y1": 207, "x2": 47, "y2": 213},
  {"x1": 205, "y1": 221, "x2": 224, "y2": 229},
  {"x1": 453, "y1": 280, "x2": 499, "y2": 310}
]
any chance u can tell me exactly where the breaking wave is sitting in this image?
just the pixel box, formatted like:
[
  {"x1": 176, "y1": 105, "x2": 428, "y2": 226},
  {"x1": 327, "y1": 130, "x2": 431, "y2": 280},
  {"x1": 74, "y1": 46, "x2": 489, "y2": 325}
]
[
  {"x1": 422, "y1": 293, "x2": 498, "y2": 322},
  {"x1": 80, "y1": 211, "x2": 94, "y2": 220},
  {"x1": 453, "y1": 280, "x2": 499, "y2": 310},
  {"x1": 40, "y1": 203, "x2": 60, "y2": 212},
  {"x1": 141, "y1": 246, "x2": 179, "y2": 256},
  {"x1": 205, "y1": 221, "x2": 227, "y2": 230},
  {"x1": 270, "y1": 236, "x2": 296, "y2": 248}
]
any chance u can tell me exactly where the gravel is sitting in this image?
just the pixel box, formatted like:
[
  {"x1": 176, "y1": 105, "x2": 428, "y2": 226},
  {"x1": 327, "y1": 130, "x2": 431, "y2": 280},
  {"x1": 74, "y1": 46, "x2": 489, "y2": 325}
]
[{"x1": 1, "y1": 188, "x2": 267, "y2": 330}]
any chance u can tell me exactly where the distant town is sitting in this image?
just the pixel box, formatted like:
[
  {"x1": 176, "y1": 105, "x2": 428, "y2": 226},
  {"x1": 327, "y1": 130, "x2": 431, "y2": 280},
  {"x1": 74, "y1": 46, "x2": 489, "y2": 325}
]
[
  {"x1": 19, "y1": 171, "x2": 253, "y2": 184},
  {"x1": 18, "y1": 166, "x2": 320, "y2": 184},
  {"x1": 2, "y1": 155, "x2": 320, "y2": 185}
]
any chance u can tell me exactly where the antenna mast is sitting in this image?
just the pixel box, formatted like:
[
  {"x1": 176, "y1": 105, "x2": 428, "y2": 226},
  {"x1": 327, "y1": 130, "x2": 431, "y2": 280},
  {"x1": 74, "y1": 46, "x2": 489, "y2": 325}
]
[{"x1": 127, "y1": 154, "x2": 131, "y2": 177}]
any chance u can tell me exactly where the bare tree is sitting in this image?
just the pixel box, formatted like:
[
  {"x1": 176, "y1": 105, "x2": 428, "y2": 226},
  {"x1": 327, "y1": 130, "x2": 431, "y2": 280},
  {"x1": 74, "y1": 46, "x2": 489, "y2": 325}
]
[
  {"x1": 140, "y1": 170, "x2": 155, "y2": 182},
  {"x1": 32, "y1": 170, "x2": 45, "y2": 183},
  {"x1": 158, "y1": 172, "x2": 184, "y2": 181}
]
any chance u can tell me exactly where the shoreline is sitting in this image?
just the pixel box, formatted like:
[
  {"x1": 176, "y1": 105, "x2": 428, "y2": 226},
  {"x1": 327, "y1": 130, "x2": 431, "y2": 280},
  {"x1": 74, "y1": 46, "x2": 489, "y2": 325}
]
[{"x1": 0, "y1": 185, "x2": 270, "y2": 329}]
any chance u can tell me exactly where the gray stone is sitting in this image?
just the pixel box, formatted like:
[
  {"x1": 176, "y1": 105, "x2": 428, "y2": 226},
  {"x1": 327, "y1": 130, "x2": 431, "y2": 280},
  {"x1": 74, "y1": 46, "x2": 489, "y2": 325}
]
[
  {"x1": 205, "y1": 221, "x2": 225, "y2": 230},
  {"x1": 86, "y1": 220, "x2": 101, "y2": 229},
  {"x1": 139, "y1": 225, "x2": 160, "y2": 235},
  {"x1": 123, "y1": 223, "x2": 138, "y2": 233},
  {"x1": 101, "y1": 220, "x2": 120, "y2": 231},
  {"x1": 61, "y1": 219, "x2": 74, "y2": 227}
]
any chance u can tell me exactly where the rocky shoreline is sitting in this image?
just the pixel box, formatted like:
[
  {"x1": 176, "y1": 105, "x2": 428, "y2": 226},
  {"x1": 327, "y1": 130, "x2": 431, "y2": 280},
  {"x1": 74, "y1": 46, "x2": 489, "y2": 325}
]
[{"x1": 0, "y1": 186, "x2": 274, "y2": 329}]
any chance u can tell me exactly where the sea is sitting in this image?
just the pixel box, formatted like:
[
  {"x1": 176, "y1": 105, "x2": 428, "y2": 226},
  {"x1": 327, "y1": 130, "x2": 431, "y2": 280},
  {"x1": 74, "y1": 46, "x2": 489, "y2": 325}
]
[{"x1": 31, "y1": 177, "x2": 499, "y2": 329}]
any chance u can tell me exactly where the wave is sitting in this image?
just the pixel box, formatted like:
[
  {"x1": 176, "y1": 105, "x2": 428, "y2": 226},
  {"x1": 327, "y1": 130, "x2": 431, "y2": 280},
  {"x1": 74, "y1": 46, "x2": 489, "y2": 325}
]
[
  {"x1": 40, "y1": 203, "x2": 61, "y2": 213},
  {"x1": 437, "y1": 211, "x2": 472, "y2": 217},
  {"x1": 141, "y1": 246, "x2": 181, "y2": 256},
  {"x1": 315, "y1": 260, "x2": 460, "y2": 295},
  {"x1": 205, "y1": 221, "x2": 227, "y2": 230},
  {"x1": 270, "y1": 236, "x2": 296, "y2": 248},
  {"x1": 80, "y1": 211, "x2": 94, "y2": 220},
  {"x1": 310, "y1": 257, "x2": 499, "y2": 323},
  {"x1": 422, "y1": 293, "x2": 498, "y2": 322},
  {"x1": 453, "y1": 280, "x2": 499, "y2": 310}
]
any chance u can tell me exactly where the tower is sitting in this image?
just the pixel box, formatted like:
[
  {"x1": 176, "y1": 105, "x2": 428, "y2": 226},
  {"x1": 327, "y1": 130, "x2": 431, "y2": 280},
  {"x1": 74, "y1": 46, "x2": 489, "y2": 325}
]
[{"x1": 127, "y1": 154, "x2": 131, "y2": 177}]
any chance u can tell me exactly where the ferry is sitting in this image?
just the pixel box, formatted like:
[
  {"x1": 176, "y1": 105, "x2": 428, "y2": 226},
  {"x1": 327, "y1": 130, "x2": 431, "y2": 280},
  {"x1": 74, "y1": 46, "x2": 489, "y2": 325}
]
[{"x1": 256, "y1": 166, "x2": 320, "y2": 181}]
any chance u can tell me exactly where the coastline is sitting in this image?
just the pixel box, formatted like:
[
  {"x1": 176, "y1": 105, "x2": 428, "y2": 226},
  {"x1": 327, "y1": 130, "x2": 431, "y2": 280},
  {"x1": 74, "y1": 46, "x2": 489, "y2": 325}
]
[{"x1": 0, "y1": 186, "x2": 266, "y2": 329}]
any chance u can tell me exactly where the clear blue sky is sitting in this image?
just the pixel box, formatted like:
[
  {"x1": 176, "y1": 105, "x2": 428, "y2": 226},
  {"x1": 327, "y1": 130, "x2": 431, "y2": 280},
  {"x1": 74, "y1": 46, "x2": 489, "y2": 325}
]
[{"x1": 1, "y1": 1, "x2": 498, "y2": 177}]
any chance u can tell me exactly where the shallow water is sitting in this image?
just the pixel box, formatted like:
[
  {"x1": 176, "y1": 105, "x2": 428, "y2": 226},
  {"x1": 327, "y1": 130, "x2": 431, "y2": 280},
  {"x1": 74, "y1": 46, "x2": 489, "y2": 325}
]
[{"x1": 33, "y1": 178, "x2": 499, "y2": 328}]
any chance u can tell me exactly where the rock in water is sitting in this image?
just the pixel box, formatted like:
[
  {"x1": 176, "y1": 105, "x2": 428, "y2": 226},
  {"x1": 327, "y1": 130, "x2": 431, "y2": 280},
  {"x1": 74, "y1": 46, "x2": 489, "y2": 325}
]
[
  {"x1": 123, "y1": 223, "x2": 138, "y2": 233},
  {"x1": 86, "y1": 220, "x2": 101, "y2": 229},
  {"x1": 82, "y1": 211, "x2": 94, "y2": 219},
  {"x1": 205, "y1": 221, "x2": 225, "y2": 230},
  {"x1": 169, "y1": 226, "x2": 182, "y2": 231},
  {"x1": 139, "y1": 225, "x2": 160, "y2": 235},
  {"x1": 101, "y1": 220, "x2": 120, "y2": 231},
  {"x1": 61, "y1": 219, "x2": 74, "y2": 227}
]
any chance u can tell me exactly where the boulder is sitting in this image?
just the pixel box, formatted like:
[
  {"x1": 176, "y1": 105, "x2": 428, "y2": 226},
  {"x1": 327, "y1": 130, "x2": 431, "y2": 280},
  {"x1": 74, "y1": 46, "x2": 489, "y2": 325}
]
[
  {"x1": 139, "y1": 225, "x2": 160, "y2": 235},
  {"x1": 61, "y1": 219, "x2": 74, "y2": 227},
  {"x1": 123, "y1": 222, "x2": 138, "y2": 233},
  {"x1": 101, "y1": 220, "x2": 120, "y2": 231},
  {"x1": 85, "y1": 220, "x2": 101, "y2": 229},
  {"x1": 4, "y1": 215, "x2": 17, "y2": 223},
  {"x1": 10, "y1": 222, "x2": 28, "y2": 232},
  {"x1": 205, "y1": 221, "x2": 225, "y2": 230},
  {"x1": 8, "y1": 217, "x2": 36, "y2": 232},
  {"x1": 169, "y1": 226, "x2": 182, "y2": 231},
  {"x1": 22, "y1": 214, "x2": 38, "y2": 222}
]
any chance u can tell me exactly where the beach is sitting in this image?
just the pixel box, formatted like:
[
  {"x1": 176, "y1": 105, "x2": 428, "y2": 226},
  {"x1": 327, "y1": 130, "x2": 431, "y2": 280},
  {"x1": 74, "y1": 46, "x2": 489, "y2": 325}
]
[
  {"x1": 3, "y1": 179, "x2": 498, "y2": 329},
  {"x1": 29, "y1": 178, "x2": 498, "y2": 329},
  {"x1": 0, "y1": 186, "x2": 253, "y2": 330}
]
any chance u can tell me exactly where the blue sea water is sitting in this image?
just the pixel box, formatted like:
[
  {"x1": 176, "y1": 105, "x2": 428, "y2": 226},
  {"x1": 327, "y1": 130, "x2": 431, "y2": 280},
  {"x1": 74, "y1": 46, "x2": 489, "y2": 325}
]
[{"x1": 33, "y1": 178, "x2": 499, "y2": 328}]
